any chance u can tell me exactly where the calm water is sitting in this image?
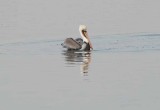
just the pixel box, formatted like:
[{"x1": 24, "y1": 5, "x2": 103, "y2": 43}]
[
  {"x1": 0, "y1": 34, "x2": 160, "y2": 110},
  {"x1": 1, "y1": 0, "x2": 160, "y2": 109}
]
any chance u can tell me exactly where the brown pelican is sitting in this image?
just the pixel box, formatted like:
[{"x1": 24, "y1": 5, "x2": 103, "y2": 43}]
[{"x1": 61, "y1": 25, "x2": 93, "y2": 51}]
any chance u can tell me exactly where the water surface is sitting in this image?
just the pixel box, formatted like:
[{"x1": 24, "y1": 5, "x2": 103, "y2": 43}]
[{"x1": 0, "y1": 34, "x2": 160, "y2": 110}]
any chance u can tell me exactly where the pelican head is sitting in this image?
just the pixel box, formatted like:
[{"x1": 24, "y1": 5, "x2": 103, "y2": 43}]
[
  {"x1": 79, "y1": 25, "x2": 87, "y2": 32},
  {"x1": 79, "y1": 25, "x2": 93, "y2": 50}
]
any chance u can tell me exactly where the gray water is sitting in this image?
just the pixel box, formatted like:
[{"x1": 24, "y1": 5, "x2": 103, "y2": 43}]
[
  {"x1": 1, "y1": 0, "x2": 160, "y2": 110},
  {"x1": 1, "y1": 34, "x2": 160, "y2": 110},
  {"x1": 1, "y1": 0, "x2": 160, "y2": 42}
]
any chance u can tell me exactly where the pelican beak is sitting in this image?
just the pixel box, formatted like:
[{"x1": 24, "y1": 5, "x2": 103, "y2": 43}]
[{"x1": 84, "y1": 31, "x2": 93, "y2": 50}]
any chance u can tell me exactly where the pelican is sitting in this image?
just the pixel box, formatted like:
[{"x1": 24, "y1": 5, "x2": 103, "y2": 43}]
[{"x1": 61, "y1": 25, "x2": 93, "y2": 51}]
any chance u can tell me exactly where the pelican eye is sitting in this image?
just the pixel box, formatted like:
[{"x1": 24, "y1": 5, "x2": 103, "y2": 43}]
[{"x1": 83, "y1": 30, "x2": 87, "y2": 32}]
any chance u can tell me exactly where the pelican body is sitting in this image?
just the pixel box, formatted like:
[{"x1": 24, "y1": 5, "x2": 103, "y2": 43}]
[{"x1": 61, "y1": 25, "x2": 93, "y2": 51}]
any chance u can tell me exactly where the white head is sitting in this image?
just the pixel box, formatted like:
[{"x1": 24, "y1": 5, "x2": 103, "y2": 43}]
[
  {"x1": 79, "y1": 25, "x2": 93, "y2": 49},
  {"x1": 79, "y1": 25, "x2": 87, "y2": 32},
  {"x1": 79, "y1": 25, "x2": 88, "y2": 43}
]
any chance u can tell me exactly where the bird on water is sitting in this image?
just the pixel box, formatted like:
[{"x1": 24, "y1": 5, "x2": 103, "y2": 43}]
[{"x1": 61, "y1": 25, "x2": 93, "y2": 51}]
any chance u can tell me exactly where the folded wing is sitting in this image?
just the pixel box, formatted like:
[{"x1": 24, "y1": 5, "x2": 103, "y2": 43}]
[{"x1": 61, "y1": 38, "x2": 82, "y2": 50}]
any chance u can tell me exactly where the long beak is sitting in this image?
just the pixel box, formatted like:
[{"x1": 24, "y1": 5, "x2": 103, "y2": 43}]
[{"x1": 84, "y1": 32, "x2": 93, "y2": 50}]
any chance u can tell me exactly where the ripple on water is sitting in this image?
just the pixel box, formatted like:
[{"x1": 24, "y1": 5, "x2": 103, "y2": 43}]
[{"x1": 0, "y1": 33, "x2": 160, "y2": 55}]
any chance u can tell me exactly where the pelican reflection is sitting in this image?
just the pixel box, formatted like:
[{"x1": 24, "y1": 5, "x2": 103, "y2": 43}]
[{"x1": 62, "y1": 51, "x2": 91, "y2": 76}]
